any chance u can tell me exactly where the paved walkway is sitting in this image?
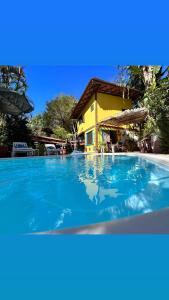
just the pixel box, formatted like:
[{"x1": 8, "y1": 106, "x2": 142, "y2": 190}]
[{"x1": 138, "y1": 153, "x2": 169, "y2": 167}]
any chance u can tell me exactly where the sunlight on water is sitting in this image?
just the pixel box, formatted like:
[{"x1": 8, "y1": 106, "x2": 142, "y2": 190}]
[{"x1": 0, "y1": 155, "x2": 169, "y2": 233}]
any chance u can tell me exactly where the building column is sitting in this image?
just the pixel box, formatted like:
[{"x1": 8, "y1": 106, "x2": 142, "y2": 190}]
[{"x1": 95, "y1": 92, "x2": 98, "y2": 152}]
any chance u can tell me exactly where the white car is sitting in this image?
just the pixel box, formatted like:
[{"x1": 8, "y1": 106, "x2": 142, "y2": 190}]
[{"x1": 45, "y1": 144, "x2": 57, "y2": 155}]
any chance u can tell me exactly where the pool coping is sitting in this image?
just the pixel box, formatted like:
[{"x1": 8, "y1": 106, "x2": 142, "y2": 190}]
[
  {"x1": 37, "y1": 207, "x2": 169, "y2": 234},
  {"x1": 35, "y1": 152, "x2": 169, "y2": 235}
]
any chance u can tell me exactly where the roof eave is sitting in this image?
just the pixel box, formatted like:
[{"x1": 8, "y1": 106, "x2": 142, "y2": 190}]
[{"x1": 71, "y1": 78, "x2": 141, "y2": 119}]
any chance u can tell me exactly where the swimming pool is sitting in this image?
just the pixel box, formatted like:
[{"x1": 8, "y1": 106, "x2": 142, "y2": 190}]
[{"x1": 0, "y1": 154, "x2": 169, "y2": 233}]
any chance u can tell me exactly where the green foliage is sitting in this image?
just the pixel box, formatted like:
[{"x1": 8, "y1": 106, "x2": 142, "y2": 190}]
[
  {"x1": 127, "y1": 66, "x2": 145, "y2": 92},
  {"x1": 125, "y1": 138, "x2": 138, "y2": 151},
  {"x1": 117, "y1": 65, "x2": 169, "y2": 93},
  {"x1": 117, "y1": 65, "x2": 169, "y2": 153},
  {"x1": 0, "y1": 66, "x2": 32, "y2": 146},
  {"x1": 5, "y1": 115, "x2": 33, "y2": 147},
  {"x1": 29, "y1": 94, "x2": 77, "y2": 139},
  {"x1": 143, "y1": 86, "x2": 169, "y2": 120},
  {"x1": 0, "y1": 66, "x2": 27, "y2": 93},
  {"x1": 143, "y1": 84, "x2": 169, "y2": 153},
  {"x1": 116, "y1": 66, "x2": 145, "y2": 92},
  {"x1": 143, "y1": 117, "x2": 158, "y2": 137},
  {"x1": 0, "y1": 114, "x2": 7, "y2": 145},
  {"x1": 28, "y1": 114, "x2": 44, "y2": 136},
  {"x1": 158, "y1": 112, "x2": 169, "y2": 153},
  {"x1": 43, "y1": 94, "x2": 77, "y2": 132},
  {"x1": 115, "y1": 66, "x2": 129, "y2": 87},
  {"x1": 37, "y1": 144, "x2": 45, "y2": 156},
  {"x1": 52, "y1": 127, "x2": 72, "y2": 139}
]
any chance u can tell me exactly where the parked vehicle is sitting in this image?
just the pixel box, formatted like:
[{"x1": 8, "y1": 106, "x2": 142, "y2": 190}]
[
  {"x1": 55, "y1": 144, "x2": 61, "y2": 154},
  {"x1": 45, "y1": 144, "x2": 58, "y2": 155}
]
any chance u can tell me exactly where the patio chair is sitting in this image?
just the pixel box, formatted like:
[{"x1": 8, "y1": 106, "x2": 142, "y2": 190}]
[
  {"x1": 114, "y1": 141, "x2": 127, "y2": 152},
  {"x1": 12, "y1": 142, "x2": 35, "y2": 157}
]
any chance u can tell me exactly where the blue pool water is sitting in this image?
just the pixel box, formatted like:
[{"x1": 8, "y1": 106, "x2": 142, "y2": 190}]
[{"x1": 0, "y1": 155, "x2": 169, "y2": 233}]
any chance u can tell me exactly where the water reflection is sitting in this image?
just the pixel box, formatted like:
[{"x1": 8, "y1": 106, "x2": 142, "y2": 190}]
[
  {"x1": 1, "y1": 155, "x2": 169, "y2": 233},
  {"x1": 54, "y1": 208, "x2": 72, "y2": 229},
  {"x1": 78, "y1": 155, "x2": 150, "y2": 204},
  {"x1": 77, "y1": 155, "x2": 169, "y2": 221}
]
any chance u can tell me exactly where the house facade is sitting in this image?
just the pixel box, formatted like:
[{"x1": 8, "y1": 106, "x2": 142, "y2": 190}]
[{"x1": 71, "y1": 78, "x2": 140, "y2": 152}]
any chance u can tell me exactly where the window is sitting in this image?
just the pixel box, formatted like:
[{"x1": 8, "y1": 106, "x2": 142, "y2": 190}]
[
  {"x1": 90, "y1": 104, "x2": 94, "y2": 112},
  {"x1": 86, "y1": 131, "x2": 93, "y2": 145}
]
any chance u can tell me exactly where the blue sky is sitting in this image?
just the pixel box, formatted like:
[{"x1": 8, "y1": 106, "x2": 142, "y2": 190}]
[{"x1": 25, "y1": 66, "x2": 118, "y2": 115}]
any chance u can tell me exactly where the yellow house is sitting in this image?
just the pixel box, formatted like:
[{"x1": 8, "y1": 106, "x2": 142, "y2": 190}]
[{"x1": 71, "y1": 78, "x2": 140, "y2": 152}]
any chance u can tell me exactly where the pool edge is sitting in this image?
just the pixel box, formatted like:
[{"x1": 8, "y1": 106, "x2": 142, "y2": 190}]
[{"x1": 34, "y1": 207, "x2": 169, "y2": 235}]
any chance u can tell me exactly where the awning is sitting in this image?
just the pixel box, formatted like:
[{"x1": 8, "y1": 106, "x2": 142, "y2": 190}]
[
  {"x1": 0, "y1": 88, "x2": 34, "y2": 115},
  {"x1": 99, "y1": 124, "x2": 125, "y2": 131},
  {"x1": 32, "y1": 135, "x2": 65, "y2": 144},
  {"x1": 100, "y1": 108, "x2": 148, "y2": 127}
]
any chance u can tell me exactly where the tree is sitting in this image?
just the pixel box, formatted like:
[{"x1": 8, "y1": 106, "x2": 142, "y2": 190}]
[
  {"x1": 28, "y1": 114, "x2": 44, "y2": 136},
  {"x1": 28, "y1": 94, "x2": 77, "y2": 140},
  {"x1": 5, "y1": 115, "x2": 32, "y2": 147},
  {"x1": 43, "y1": 94, "x2": 77, "y2": 132},
  {"x1": 0, "y1": 114, "x2": 7, "y2": 145},
  {"x1": 143, "y1": 84, "x2": 169, "y2": 153},
  {"x1": 117, "y1": 65, "x2": 169, "y2": 92},
  {"x1": 0, "y1": 66, "x2": 33, "y2": 146},
  {"x1": 117, "y1": 65, "x2": 169, "y2": 152},
  {"x1": 0, "y1": 66, "x2": 27, "y2": 94},
  {"x1": 52, "y1": 127, "x2": 72, "y2": 140},
  {"x1": 116, "y1": 66, "x2": 145, "y2": 92}
]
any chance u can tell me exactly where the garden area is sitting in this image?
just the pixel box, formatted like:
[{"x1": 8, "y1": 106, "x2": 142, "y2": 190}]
[
  {"x1": 116, "y1": 66, "x2": 169, "y2": 153},
  {"x1": 0, "y1": 66, "x2": 77, "y2": 157},
  {"x1": 1, "y1": 65, "x2": 169, "y2": 157}
]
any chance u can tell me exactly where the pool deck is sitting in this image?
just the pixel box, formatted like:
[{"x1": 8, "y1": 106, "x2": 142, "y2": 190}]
[
  {"x1": 36, "y1": 152, "x2": 169, "y2": 235},
  {"x1": 124, "y1": 152, "x2": 169, "y2": 167}
]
